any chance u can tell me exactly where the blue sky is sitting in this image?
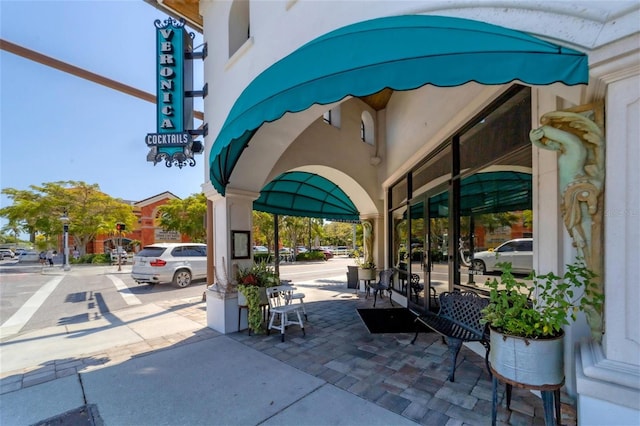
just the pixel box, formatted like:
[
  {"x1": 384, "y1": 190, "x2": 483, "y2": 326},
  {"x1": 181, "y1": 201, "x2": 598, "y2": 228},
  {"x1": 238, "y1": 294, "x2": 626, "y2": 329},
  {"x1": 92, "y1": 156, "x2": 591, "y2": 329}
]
[{"x1": 0, "y1": 0, "x2": 205, "y2": 216}]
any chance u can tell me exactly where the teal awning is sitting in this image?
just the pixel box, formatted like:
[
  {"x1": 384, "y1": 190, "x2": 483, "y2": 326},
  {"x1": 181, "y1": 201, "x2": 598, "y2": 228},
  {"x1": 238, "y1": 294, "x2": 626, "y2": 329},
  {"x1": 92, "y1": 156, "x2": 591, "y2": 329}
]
[
  {"x1": 210, "y1": 14, "x2": 588, "y2": 195},
  {"x1": 428, "y1": 171, "x2": 532, "y2": 218},
  {"x1": 253, "y1": 171, "x2": 359, "y2": 221}
]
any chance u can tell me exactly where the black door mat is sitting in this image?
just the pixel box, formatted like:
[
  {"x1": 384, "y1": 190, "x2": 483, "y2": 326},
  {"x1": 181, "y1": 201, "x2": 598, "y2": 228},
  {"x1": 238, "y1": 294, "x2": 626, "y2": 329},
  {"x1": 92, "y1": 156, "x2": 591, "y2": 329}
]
[
  {"x1": 357, "y1": 307, "x2": 430, "y2": 334},
  {"x1": 32, "y1": 404, "x2": 103, "y2": 426}
]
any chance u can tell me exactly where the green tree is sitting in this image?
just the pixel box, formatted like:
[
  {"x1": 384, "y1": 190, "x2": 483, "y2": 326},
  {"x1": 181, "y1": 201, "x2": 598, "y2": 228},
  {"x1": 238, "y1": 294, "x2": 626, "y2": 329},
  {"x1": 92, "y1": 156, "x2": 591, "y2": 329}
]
[
  {"x1": 280, "y1": 216, "x2": 307, "y2": 250},
  {"x1": 252, "y1": 211, "x2": 275, "y2": 252},
  {"x1": 157, "y1": 192, "x2": 207, "y2": 242},
  {"x1": 0, "y1": 187, "x2": 45, "y2": 242},
  {"x1": 476, "y1": 212, "x2": 520, "y2": 233},
  {"x1": 324, "y1": 221, "x2": 355, "y2": 246},
  {"x1": 1, "y1": 181, "x2": 137, "y2": 255}
]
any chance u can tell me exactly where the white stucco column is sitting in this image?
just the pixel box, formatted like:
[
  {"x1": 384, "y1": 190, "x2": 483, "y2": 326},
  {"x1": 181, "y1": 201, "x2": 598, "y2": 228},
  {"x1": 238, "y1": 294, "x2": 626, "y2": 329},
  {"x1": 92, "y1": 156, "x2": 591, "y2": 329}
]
[
  {"x1": 575, "y1": 66, "x2": 640, "y2": 424},
  {"x1": 204, "y1": 187, "x2": 260, "y2": 334}
]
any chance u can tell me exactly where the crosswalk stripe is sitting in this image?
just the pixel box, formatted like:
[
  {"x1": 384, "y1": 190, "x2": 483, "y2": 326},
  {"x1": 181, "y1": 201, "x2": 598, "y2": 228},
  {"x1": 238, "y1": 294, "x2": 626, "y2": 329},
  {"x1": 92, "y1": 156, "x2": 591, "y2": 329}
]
[
  {"x1": 107, "y1": 275, "x2": 142, "y2": 305},
  {"x1": 0, "y1": 276, "x2": 64, "y2": 336}
]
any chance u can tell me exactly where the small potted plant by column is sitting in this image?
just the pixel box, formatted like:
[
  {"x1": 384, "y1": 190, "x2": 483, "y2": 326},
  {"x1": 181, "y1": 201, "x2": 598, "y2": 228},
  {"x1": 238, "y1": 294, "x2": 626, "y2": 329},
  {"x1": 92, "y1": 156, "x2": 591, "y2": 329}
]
[
  {"x1": 237, "y1": 261, "x2": 279, "y2": 334},
  {"x1": 354, "y1": 249, "x2": 377, "y2": 281},
  {"x1": 481, "y1": 259, "x2": 603, "y2": 387}
]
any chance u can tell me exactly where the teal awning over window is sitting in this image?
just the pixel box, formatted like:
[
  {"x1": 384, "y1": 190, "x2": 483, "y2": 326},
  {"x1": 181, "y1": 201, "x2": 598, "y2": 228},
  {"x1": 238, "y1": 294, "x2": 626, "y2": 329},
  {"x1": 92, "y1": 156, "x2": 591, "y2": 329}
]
[
  {"x1": 253, "y1": 171, "x2": 359, "y2": 221},
  {"x1": 210, "y1": 14, "x2": 588, "y2": 195},
  {"x1": 428, "y1": 171, "x2": 532, "y2": 218}
]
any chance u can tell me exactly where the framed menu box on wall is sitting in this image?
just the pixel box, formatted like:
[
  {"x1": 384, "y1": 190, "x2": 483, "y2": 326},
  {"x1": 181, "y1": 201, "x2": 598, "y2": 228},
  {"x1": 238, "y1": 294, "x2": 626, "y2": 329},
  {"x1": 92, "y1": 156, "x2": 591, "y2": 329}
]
[{"x1": 232, "y1": 230, "x2": 250, "y2": 259}]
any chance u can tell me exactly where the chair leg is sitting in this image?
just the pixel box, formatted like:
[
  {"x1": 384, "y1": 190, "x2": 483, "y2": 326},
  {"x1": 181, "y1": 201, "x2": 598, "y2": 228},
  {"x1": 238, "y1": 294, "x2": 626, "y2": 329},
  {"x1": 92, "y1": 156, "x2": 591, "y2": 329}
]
[
  {"x1": 373, "y1": 290, "x2": 378, "y2": 307},
  {"x1": 268, "y1": 310, "x2": 280, "y2": 337},
  {"x1": 280, "y1": 312, "x2": 287, "y2": 342},
  {"x1": 388, "y1": 289, "x2": 393, "y2": 306},
  {"x1": 299, "y1": 299, "x2": 307, "y2": 320},
  {"x1": 483, "y1": 342, "x2": 492, "y2": 378},
  {"x1": 411, "y1": 319, "x2": 420, "y2": 344},
  {"x1": 446, "y1": 337, "x2": 463, "y2": 382},
  {"x1": 295, "y1": 310, "x2": 305, "y2": 337}
]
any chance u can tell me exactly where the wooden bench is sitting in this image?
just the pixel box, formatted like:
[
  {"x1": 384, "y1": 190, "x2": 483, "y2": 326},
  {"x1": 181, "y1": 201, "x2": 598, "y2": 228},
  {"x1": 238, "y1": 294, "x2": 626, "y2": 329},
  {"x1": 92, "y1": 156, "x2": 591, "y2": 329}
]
[{"x1": 411, "y1": 290, "x2": 490, "y2": 382}]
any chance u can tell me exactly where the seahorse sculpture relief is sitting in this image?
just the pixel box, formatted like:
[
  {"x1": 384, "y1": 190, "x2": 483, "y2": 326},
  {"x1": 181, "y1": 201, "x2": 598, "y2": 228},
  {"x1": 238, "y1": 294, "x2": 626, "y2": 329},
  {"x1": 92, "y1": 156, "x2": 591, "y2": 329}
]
[
  {"x1": 530, "y1": 109, "x2": 605, "y2": 341},
  {"x1": 362, "y1": 219, "x2": 374, "y2": 267}
]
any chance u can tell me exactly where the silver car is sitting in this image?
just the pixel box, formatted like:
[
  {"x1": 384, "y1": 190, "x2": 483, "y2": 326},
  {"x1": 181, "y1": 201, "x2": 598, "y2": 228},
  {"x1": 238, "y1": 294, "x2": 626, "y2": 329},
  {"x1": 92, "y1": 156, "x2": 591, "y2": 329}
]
[
  {"x1": 471, "y1": 238, "x2": 533, "y2": 274},
  {"x1": 0, "y1": 249, "x2": 15, "y2": 259},
  {"x1": 131, "y1": 243, "x2": 207, "y2": 287}
]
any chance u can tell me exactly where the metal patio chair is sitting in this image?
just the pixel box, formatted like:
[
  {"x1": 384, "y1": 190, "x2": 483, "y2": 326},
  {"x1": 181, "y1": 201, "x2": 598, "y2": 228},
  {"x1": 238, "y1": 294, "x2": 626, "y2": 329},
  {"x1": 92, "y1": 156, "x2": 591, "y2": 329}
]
[{"x1": 369, "y1": 269, "x2": 394, "y2": 308}]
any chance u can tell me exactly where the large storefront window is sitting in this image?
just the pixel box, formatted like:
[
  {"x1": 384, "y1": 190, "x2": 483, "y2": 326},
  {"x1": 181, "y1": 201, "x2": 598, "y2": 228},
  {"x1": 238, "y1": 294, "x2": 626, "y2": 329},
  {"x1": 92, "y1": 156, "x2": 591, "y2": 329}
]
[
  {"x1": 456, "y1": 149, "x2": 532, "y2": 293},
  {"x1": 456, "y1": 87, "x2": 532, "y2": 292},
  {"x1": 392, "y1": 85, "x2": 532, "y2": 314}
]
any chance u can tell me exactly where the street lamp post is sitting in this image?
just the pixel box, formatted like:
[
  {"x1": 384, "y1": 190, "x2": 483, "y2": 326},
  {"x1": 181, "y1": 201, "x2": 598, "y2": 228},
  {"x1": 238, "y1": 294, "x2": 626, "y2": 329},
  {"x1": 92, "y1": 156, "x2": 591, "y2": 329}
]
[{"x1": 60, "y1": 211, "x2": 71, "y2": 271}]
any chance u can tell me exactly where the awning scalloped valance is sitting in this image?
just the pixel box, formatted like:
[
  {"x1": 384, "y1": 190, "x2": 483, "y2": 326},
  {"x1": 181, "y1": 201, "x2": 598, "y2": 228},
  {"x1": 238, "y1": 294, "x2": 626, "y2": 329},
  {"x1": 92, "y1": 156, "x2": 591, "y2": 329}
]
[{"x1": 210, "y1": 14, "x2": 588, "y2": 198}]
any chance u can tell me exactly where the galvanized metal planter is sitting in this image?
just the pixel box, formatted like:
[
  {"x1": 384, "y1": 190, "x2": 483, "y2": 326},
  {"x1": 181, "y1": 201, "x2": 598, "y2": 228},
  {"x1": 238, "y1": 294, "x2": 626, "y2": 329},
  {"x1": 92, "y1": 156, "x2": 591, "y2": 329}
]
[
  {"x1": 358, "y1": 268, "x2": 376, "y2": 281},
  {"x1": 489, "y1": 328, "x2": 564, "y2": 387}
]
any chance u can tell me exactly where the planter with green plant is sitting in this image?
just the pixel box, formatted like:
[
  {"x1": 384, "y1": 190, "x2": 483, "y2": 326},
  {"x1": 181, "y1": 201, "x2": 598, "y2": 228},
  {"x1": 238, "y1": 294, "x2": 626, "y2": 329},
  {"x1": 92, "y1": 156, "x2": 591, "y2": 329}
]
[
  {"x1": 353, "y1": 249, "x2": 377, "y2": 281},
  {"x1": 482, "y1": 259, "x2": 603, "y2": 386},
  {"x1": 237, "y1": 261, "x2": 279, "y2": 334}
]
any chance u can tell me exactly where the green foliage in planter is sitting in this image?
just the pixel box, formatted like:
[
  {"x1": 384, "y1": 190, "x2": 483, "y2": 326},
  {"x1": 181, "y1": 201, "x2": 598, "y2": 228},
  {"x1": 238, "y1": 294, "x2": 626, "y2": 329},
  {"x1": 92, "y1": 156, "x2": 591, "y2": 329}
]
[
  {"x1": 237, "y1": 285, "x2": 266, "y2": 334},
  {"x1": 237, "y1": 260, "x2": 279, "y2": 334},
  {"x1": 481, "y1": 259, "x2": 603, "y2": 339},
  {"x1": 353, "y1": 250, "x2": 376, "y2": 270}
]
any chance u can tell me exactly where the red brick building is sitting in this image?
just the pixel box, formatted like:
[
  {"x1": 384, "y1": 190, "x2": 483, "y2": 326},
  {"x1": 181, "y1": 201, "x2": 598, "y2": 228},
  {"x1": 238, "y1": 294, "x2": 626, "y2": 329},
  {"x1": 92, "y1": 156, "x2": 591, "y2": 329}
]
[{"x1": 86, "y1": 192, "x2": 189, "y2": 254}]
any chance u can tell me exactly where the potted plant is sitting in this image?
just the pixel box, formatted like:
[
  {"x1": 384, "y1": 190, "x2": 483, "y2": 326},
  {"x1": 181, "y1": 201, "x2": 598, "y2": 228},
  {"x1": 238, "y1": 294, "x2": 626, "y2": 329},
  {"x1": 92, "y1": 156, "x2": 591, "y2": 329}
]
[
  {"x1": 482, "y1": 259, "x2": 603, "y2": 386},
  {"x1": 354, "y1": 249, "x2": 377, "y2": 281},
  {"x1": 237, "y1": 260, "x2": 279, "y2": 334}
]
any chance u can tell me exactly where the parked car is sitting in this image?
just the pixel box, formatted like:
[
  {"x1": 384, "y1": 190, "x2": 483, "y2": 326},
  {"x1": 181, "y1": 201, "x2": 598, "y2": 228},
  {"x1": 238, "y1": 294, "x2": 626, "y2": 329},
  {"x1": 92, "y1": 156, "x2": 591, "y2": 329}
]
[
  {"x1": 0, "y1": 249, "x2": 15, "y2": 259},
  {"x1": 131, "y1": 243, "x2": 207, "y2": 288},
  {"x1": 333, "y1": 246, "x2": 350, "y2": 256},
  {"x1": 471, "y1": 238, "x2": 533, "y2": 274},
  {"x1": 253, "y1": 245, "x2": 269, "y2": 253},
  {"x1": 17, "y1": 250, "x2": 40, "y2": 262},
  {"x1": 311, "y1": 247, "x2": 334, "y2": 260},
  {"x1": 110, "y1": 249, "x2": 128, "y2": 263}
]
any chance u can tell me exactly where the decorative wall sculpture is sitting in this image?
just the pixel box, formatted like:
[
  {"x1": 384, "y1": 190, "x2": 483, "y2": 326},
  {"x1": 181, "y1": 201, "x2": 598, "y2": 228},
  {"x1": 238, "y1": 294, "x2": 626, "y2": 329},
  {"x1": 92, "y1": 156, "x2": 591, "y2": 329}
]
[
  {"x1": 362, "y1": 219, "x2": 374, "y2": 267},
  {"x1": 529, "y1": 103, "x2": 605, "y2": 342}
]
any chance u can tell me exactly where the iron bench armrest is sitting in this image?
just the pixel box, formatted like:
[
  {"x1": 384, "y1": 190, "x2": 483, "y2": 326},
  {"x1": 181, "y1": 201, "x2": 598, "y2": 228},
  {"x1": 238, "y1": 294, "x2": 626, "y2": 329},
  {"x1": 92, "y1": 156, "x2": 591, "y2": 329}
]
[{"x1": 411, "y1": 291, "x2": 490, "y2": 382}]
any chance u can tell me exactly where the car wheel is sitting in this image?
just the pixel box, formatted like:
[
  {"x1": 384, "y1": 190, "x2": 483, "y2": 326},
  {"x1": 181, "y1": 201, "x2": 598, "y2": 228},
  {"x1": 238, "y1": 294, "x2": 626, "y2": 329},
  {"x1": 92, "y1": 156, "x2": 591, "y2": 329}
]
[
  {"x1": 471, "y1": 259, "x2": 486, "y2": 274},
  {"x1": 172, "y1": 269, "x2": 192, "y2": 288}
]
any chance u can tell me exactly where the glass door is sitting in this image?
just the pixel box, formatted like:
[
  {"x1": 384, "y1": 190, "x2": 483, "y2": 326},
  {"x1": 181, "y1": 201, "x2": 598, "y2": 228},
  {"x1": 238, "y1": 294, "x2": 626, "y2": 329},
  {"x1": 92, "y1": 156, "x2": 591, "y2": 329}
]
[{"x1": 408, "y1": 188, "x2": 450, "y2": 313}]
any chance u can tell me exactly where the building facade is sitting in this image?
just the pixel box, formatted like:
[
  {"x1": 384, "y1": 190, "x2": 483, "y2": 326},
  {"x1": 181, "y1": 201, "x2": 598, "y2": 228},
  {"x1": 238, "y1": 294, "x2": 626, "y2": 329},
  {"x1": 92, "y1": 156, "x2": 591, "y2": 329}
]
[
  {"x1": 85, "y1": 191, "x2": 186, "y2": 254},
  {"x1": 149, "y1": 1, "x2": 639, "y2": 422}
]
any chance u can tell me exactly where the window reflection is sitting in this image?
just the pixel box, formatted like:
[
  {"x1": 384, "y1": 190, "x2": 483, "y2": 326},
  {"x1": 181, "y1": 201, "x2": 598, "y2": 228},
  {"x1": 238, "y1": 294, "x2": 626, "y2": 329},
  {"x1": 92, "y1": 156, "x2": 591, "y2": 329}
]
[
  {"x1": 391, "y1": 206, "x2": 407, "y2": 294},
  {"x1": 392, "y1": 86, "x2": 533, "y2": 313},
  {"x1": 457, "y1": 151, "x2": 533, "y2": 292}
]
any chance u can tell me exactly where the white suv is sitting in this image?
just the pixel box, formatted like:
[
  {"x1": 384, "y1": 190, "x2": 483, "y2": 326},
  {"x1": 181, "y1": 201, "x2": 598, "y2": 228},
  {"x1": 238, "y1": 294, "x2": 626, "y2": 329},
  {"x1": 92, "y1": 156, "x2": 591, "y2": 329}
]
[
  {"x1": 471, "y1": 238, "x2": 533, "y2": 274},
  {"x1": 0, "y1": 249, "x2": 15, "y2": 259},
  {"x1": 131, "y1": 243, "x2": 207, "y2": 287}
]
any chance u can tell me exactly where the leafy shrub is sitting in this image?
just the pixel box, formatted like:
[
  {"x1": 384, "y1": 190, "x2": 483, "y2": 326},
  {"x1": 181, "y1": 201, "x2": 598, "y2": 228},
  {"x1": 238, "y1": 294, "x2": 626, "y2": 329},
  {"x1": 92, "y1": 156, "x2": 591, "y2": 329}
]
[
  {"x1": 91, "y1": 254, "x2": 111, "y2": 264},
  {"x1": 296, "y1": 251, "x2": 326, "y2": 261}
]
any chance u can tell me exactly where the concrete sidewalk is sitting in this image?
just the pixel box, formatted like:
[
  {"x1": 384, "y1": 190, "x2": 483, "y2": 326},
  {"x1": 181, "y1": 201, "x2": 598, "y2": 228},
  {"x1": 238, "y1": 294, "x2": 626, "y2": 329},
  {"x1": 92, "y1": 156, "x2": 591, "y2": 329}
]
[
  {"x1": 0, "y1": 278, "x2": 415, "y2": 425},
  {"x1": 1, "y1": 275, "x2": 576, "y2": 425},
  {"x1": 2, "y1": 334, "x2": 415, "y2": 425}
]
